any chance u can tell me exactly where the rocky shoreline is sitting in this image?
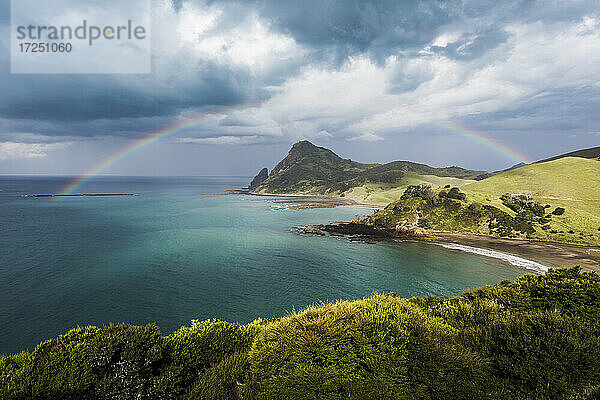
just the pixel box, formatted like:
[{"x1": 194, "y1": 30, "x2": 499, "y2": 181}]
[{"x1": 298, "y1": 222, "x2": 600, "y2": 272}]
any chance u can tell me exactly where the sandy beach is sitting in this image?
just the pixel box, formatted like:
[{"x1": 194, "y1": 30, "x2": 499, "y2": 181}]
[{"x1": 432, "y1": 232, "x2": 600, "y2": 273}]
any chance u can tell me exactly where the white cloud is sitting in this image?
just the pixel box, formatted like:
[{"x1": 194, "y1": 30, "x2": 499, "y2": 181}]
[
  {"x1": 153, "y1": 1, "x2": 306, "y2": 77},
  {"x1": 0, "y1": 141, "x2": 72, "y2": 161},
  {"x1": 210, "y1": 15, "x2": 600, "y2": 142},
  {"x1": 348, "y1": 132, "x2": 384, "y2": 142}
]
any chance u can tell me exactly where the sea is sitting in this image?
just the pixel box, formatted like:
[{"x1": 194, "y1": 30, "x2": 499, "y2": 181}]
[{"x1": 0, "y1": 176, "x2": 536, "y2": 354}]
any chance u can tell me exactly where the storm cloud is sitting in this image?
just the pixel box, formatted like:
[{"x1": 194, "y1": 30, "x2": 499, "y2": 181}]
[{"x1": 0, "y1": 0, "x2": 598, "y2": 174}]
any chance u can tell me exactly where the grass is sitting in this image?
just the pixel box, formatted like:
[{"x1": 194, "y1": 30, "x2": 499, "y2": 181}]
[
  {"x1": 343, "y1": 173, "x2": 476, "y2": 204},
  {"x1": 462, "y1": 157, "x2": 600, "y2": 246},
  {"x1": 463, "y1": 157, "x2": 600, "y2": 201}
]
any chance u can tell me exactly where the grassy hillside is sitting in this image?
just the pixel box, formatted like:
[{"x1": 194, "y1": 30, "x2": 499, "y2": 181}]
[
  {"x1": 2, "y1": 268, "x2": 599, "y2": 399},
  {"x1": 255, "y1": 141, "x2": 374, "y2": 194},
  {"x1": 463, "y1": 157, "x2": 600, "y2": 200},
  {"x1": 343, "y1": 173, "x2": 476, "y2": 205},
  {"x1": 462, "y1": 157, "x2": 600, "y2": 245},
  {"x1": 255, "y1": 141, "x2": 487, "y2": 200}
]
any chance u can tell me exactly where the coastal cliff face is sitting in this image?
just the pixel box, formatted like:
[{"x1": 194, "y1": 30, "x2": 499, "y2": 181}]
[{"x1": 249, "y1": 167, "x2": 268, "y2": 190}]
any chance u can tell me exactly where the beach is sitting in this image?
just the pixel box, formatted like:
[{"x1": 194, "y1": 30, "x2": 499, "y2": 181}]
[{"x1": 432, "y1": 232, "x2": 600, "y2": 273}]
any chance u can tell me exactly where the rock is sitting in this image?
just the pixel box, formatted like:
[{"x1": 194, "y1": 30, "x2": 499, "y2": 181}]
[
  {"x1": 249, "y1": 168, "x2": 268, "y2": 190},
  {"x1": 298, "y1": 227, "x2": 325, "y2": 235}
]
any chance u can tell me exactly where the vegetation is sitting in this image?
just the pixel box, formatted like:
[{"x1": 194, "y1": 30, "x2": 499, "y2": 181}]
[
  {"x1": 1, "y1": 268, "x2": 599, "y2": 399},
  {"x1": 462, "y1": 157, "x2": 600, "y2": 246},
  {"x1": 365, "y1": 181, "x2": 600, "y2": 246},
  {"x1": 368, "y1": 185, "x2": 541, "y2": 237},
  {"x1": 254, "y1": 143, "x2": 600, "y2": 246},
  {"x1": 254, "y1": 141, "x2": 487, "y2": 199}
]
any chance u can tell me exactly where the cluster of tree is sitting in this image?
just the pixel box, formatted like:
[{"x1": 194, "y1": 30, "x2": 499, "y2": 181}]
[
  {"x1": 438, "y1": 187, "x2": 467, "y2": 200},
  {"x1": 500, "y1": 193, "x2": 547, "y2": 222}
]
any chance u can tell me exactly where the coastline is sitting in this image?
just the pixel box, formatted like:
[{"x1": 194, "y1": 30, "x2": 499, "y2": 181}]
[
  {"x1": 431, "y1": 232, "x2": 600, "y2": 273},
  {"x1": 237, "y1": 189, "x2": 600, "y2": 272},
  {"x1": 307, "y1": 223, "x2": 600, "y2": 273}
]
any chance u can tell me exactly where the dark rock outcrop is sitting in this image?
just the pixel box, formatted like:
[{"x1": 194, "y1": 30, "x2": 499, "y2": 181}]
[{"x1": 249, "y1": 168, "x2": 268, "y2": 190}]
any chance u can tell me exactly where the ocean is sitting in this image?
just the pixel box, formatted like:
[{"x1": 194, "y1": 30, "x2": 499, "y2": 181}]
[{"x1": 0, "y1": 176, "x2": 528, "y2": 354}]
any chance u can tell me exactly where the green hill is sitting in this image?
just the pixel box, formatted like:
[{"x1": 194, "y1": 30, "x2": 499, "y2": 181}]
[
  {"x1": 254, "y1": 141, "x2": 374, "y2": 194},
  {"x1": 2, "y1": 268, "x2": 599, "y2": 399},
  {"x1": 464, "y1": 157, "x2": 600, "y2": 200},
  {"x1": 364, "y1": 157, "x2": 600, "y2": 246},
  {"x1": 461, "y1": 157, "x2": 600, "y2": 245},
  {"x1": 255, "y1": 141, "x2": 488, "y2": 202}
]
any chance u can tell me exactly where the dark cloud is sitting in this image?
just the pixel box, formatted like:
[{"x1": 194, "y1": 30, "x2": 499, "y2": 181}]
[
  {"x1": 0, "y1": 0, "x2": 598, "y2": 175},
  {"x1": 254, "y1": 0, "x2": 461, "y2": 62}
]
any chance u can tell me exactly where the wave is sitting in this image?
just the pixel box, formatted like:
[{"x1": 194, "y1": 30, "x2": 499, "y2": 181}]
[{"x1": 438, "y1": 243, "x2": 548, "y2": 273}]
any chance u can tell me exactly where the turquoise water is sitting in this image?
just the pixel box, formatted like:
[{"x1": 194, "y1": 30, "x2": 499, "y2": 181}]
[{"x1": 0, "y1": 176, "x2": 525, "y2": 354}]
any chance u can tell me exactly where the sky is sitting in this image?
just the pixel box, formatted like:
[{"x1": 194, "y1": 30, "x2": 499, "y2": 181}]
[{"x1": 0, "y1": 0, "x2": 599, "y2": 176}]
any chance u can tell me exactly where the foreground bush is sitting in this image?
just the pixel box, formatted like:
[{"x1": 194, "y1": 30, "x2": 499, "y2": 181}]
[{"x1": 1, "y1": 267, "x2": 599, "y2": 399}]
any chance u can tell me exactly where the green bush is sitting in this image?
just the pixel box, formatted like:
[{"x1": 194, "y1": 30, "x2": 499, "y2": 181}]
[
  {"x1": 553, "y1": 207, "x2": 566, "y2": 215},
  {"x1": 246, "y1": 297, "x2": 411, "y2": 399},
  {"x1": 412, "y1": 268, "x2": 600, "y2": 399},
  {"x1": 165, "y1": 319, "x2": 259, "y2": 397},
  {"x1": 0, "y1": 324, "x2": 170, "y2": 400},
  {"x1": 187, "y1": 352, "x2": 249, "y2": 400},
  {"x1": 1, "y1": 268, "x2": 599, "y2": 400}
]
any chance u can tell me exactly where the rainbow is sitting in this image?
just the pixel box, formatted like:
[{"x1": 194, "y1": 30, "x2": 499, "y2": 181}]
[
  {"x1": 433, "y1": 120, "x2": 533, "y2": 164},
  {"x1": 59, "y1": 104, "x2": 255, "y2": 196},
  {"x1": 59, "y1": 112, "x2": 532, "y2": 196}
]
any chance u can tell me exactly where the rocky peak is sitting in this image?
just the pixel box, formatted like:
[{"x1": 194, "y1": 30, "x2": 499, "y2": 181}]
[{"x1": 249, "y1": 167, "x2": 268, "y2": 190}]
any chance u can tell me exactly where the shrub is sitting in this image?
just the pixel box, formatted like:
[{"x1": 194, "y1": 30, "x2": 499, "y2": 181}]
[
  {"x1": 165, "y1": 319, "x2": 259, "y2": 396},
  {"x1": 186, "y1": 352, "x2": 249, "y2": 400},
  {"x1": 2, "y1": 268, "x2": 599, "y2": 400},
  {"x1": 412, "y1": 268, "x2": 600, "y2": 399},
  {"x1": 500, "y1": 193, "x2": 545, "y2": 217},
  {"x1": 401, "y1": 184, "x2": 434, "y2": 202},
  {"x1": 246, "y1": 296, "x2": 492, "y2": 400},
  {"x1": 246, "y1": 297, "x2": 412, "y2": 399},
  {"x1": 0, "y1": 324, "x2": 170, "y2": 400},
  {"x1": 417, "y1": 218, "x2": 432, "y2": 229},
  {"x1": 447, "y1": 187, "x2": 466, "y2": 200},
  {"x1": 553, "y1": 207, "x2": 566, "y2": 216}
]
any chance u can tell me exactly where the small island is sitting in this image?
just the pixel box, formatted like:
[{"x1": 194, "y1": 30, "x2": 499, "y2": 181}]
[{"x1": 27, "y1": 193, "x2": 137, "y2": 197}]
